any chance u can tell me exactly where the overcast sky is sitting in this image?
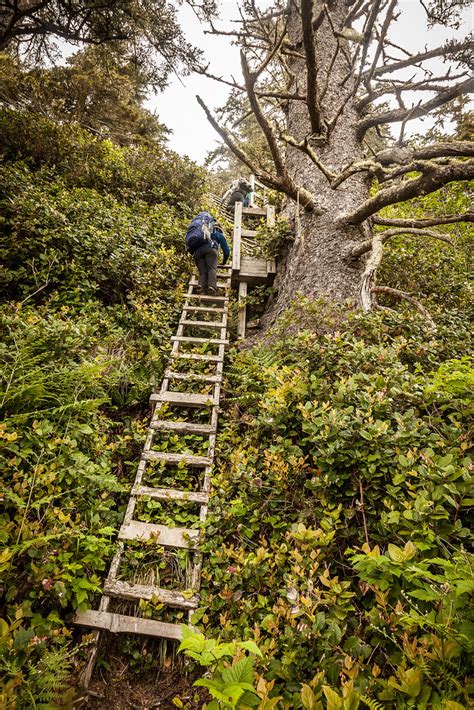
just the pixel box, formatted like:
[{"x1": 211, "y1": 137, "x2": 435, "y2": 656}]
[{"x1": 147, "y1": 0, "x2": 472, "y2": 165}]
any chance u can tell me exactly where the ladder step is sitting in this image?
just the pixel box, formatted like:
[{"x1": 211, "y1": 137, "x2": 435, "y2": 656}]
[
  {"x1": 171, "y1": 336, "x2": 228, "y2": 345},
  {"x1": 242, "y1": 229, "x2": 258, "y2": 237},
  {"x1": 150, "y1": 420, "x2": 216, "y2": 434},
  {"x1": 165, "y1": 370, "x2": 221, "y2": 383},
  {"x1": 242, "y1": 206, "x2": 267, "y2": 215},
  {"x1": 181, "y1": 319, "x2": 224, "y2": 328},
  {"x1": 190, "y1": 276, "x2": 230, "y2": 286},
  {"x1": 103, "y1": 580, "x2": 199, "y2": 609},
  {"x1": 142, "y1": 451, "x2": 212, "y2": 467},
  {"x1": 173, "y1": 352, "x2": 223, "y2": 363},
  {"x1": 184, "y1": 305, "x2": 227, "y2": 313},
  {"x1": 150, "y1": 391, "x2": 216, "y2": 406},
  {"x1": 118, "y1": 521, "x2": 200, "y2": 549},
  {"x1": 73, "y1": 610, "x2": 183, "y2": 640},
  {"x1": 185, "y1": 294, "x2": 228, "y2": 302},
  {"x1": 132, "y1": 485, "x2": 209, "y2": 504}
]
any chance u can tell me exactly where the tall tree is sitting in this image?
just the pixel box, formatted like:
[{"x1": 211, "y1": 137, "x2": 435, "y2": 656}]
[
  {"x1": 0, "y1": 47, "x2": 169, "y2": 145},
  {"x1": 198, "y1": 0, "x2": 473, "y2": 319},
  {"x1": 0, "y1": 0, "x2": 216, "y2": 87}
]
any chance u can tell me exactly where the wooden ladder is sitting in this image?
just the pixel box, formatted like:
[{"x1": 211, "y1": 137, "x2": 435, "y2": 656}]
[{"x1": 74, "y1": 264, "x2": 232, "y2": 686}]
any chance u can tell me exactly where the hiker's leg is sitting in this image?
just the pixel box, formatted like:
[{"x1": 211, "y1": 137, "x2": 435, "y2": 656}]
[
  {"x1": 206, "y1": 248, "x2": 218, "y2": 290},
  {"x1": 194, "y1": 251, "x2": 207, "y2": 290}
]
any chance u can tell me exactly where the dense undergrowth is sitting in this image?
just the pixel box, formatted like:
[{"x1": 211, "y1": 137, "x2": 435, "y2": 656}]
[
  {"x1": 1, "y1": 82, "x2": 473, "y2": 709},
  {"x1": 0, "y1": 109, "x2": 202, "y2": 707},
  {"x1": 195, "y1": 298, "x2": 472, "y2": 709}
]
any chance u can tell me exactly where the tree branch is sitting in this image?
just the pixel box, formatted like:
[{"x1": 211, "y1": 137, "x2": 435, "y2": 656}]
[
  {"x1": 341, "y1": 160, "x2": 474, "y2": 224},
  {"x1": 372, "y1": 212, "x2": 474, "y2": 227},
  {"x1": 351, "y1": 227, "x2": 455, "y2": 258},
  {"x1": 196, "y1": 94, "x2": 318, "y2": 211},
  {"x1": 372, "y1": 286, "x2": 436, "y2": 329},
  {"x1": 357, "y1": 76, "x2": 474, "y2": 136}
]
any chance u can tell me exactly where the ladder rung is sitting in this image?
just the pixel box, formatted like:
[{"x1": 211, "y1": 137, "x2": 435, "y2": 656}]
[
  {"x1": 181, "y1": 319, "x2": 224, "y2": 328},
  {"x1": 171, "y1": 336, "x2": 228, "y2": 345},
  {"x1": 150, "y1": 391, "x2": 216, "y2": 406},
  {"x1": 150, "y1": 420, "x2": 216, "y2": 434},
  {"x1": 103, "y1": 580, "x2": 199, "y2": 609},
  {"x1": 142, "y1": 451, "x2": 212, "y2": 467},
  {"x1": 132, "y1": 485, "x2": 209, "y2": 504},
  {"x1": 165, "y1": 370, "x2": 221, "y2": 384},
  {"x1": 184, "y1": 306, "x2": 227, "y2": 313},
  {"x1": 242, "y1": 207, "x2": 267, "y2": 215},
  {"x1": 73, "y1": 610, "x2": 183, "y2": 639},
  {"x1": 173, "y1": 352, "x2": 223, "y2": 363},
  {"x1": 185, "y1": 294, "x2": 228, "y2": 302},
  {"x1": 118, "y1": 521, "x2": 200, "y2": 549}
]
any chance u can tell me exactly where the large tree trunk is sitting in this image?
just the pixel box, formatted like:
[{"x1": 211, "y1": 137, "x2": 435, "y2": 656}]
[{"x1": 269, "y1": 1, "x2": 370, "y2": 316}]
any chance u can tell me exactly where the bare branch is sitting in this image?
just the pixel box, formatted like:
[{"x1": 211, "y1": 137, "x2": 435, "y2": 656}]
[
  {"x1": 358, "y1": 76, "x2": 474, "y2": 136},
  {"x1": 372, "y1": 286, "x2": 436, "y2": 329},
  {"x1": 373, "y1": 212, "x2": 474, "y2": 227},
  {"x1": 196, "y1": 94, "x2": 318, "y2": 211},
  {"x1": 363, "y1": 39, "x2": 474, "y2": 79},
  {"x1": 360, "y1": 231, "x2": 384, "y2": 311},
  {"x1": 240, "y1": 50, "x2": 286, "y2": 175},
  {"x1": 351, "y1": 227, "x2": 455, "y2": 258},
  {"x1": 341, "y1": 160, "x2": 474, "y2": 224}
]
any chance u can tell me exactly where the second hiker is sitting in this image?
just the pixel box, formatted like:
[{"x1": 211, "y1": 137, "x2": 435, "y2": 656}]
[{"x1": 185, "y1": 212, "x2": 230, "y2": 295}]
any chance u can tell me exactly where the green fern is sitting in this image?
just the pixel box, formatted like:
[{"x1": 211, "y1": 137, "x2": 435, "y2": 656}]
[{"x1": 360, "y1": 696, "x2": 385, "y2": 710}]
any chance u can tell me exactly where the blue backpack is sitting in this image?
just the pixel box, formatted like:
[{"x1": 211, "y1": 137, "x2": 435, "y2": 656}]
[{"x1": 185, "y1": 212, "x2": 215, "y2": 254}]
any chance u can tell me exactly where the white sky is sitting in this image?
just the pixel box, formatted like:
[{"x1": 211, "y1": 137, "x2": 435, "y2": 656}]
[{"x1": 147, "y1": 0, "x2": 472, "y2": 165}]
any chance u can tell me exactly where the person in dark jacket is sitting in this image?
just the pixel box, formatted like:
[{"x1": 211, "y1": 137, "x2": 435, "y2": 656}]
[{"x1": 193, "y1": 223, "x2": 230, "y2": 295}]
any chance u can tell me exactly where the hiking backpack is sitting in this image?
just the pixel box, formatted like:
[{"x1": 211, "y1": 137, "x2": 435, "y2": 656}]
[{"x1": 185, "y1": 212, "x2": 215, "y2": 254}]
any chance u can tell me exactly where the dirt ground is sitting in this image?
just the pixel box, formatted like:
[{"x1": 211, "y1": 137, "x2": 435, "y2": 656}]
[{"x1": 73, "y1": 637, "x2": 208, "y2": 709}]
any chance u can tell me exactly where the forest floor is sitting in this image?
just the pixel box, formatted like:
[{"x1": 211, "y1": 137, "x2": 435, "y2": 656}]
[{"x1": 74, "y1": 638, "x2": 205, "y2": 709}]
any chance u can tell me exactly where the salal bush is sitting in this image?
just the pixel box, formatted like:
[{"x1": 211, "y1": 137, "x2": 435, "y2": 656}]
[{"x1": 198, "y1": 300, "x2": 473, "y2": 709}]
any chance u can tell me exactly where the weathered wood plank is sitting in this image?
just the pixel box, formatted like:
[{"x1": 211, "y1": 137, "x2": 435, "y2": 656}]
[
  {"x1": 118, "y1": 521, "x2": 200, "y2": 549},
  {"x1": 142, "y1": 451, "x2": 212, "y2": 467},
  {"x1": 150, "y1": 391, "x2": 216, "y2": 406},
  {"x1": 237, "y1": 282, "x2": 248, "y2": 340},
  {"x1": 241, "y1": 229, "x2": 258, "y2": 237},
  {"x1": 171, "y1": 336, "x2": 229, "y2": 345},
  {"x1": 150, "y1": 419, "x2": 216, "y2": 434},
  {"x1": 183, "y1": 305, "x2": 227, "y2": 313},
  {"x1": 180, "y1": 319, "x2": 224, "y2": 328},
  {"x1": 103, "y1": 580, "x2": 199, "y2": 609},
  {"x1": 185, "y1": 294, "x2": 228, "y2": 302},
  {"x1": 164, "y1": 370, "x2": 222, "y2": 383},
  {"x1": 242, "y1": 206, "x2": 267, "y2": 216},
  {"x1": 132, "y1": 485, "x2": 209, "y2": 504},
  {"x1": 74, "y1": 610, "x2": 183, "y2": 640},
  {"x1": 173, "y1": 352, "x2": 223, "y2": 363},
  {"x1": 232, "y1": 201, "x2": 242, "y2": 272}
]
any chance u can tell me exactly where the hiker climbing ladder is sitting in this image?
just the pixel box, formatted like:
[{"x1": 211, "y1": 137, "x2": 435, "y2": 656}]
[{"x1": 74, "y1": 264, "x2": 231, "y2": 685}]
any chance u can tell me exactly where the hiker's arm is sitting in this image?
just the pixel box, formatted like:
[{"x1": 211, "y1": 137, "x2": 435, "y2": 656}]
[{"x1": 218, "y1": 233, "x2": 230, "y2": 264}]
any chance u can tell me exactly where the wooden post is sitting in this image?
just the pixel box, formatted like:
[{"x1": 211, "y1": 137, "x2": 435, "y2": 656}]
[
  {"x1": 232, "y1": 201, "x2": 242, "y2": 273},
  {"x1": 249, "y1": 174, "x2": 255, "y2": 207},
  {"x1": 237, "y1": 281, "x2": 247, "y2": 339},
  {"x1": 266, "y1": 205, "x2": 276, "y2": 274}
]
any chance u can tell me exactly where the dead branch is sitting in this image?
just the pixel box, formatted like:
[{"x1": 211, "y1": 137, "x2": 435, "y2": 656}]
[
  {"x1": 351, "y1": 227, "x2": 455, "y2": 258},
  {"x1": 196, "y1": 94, "x2": 318, "y2": 211},
  {"x1": 372, "y1": 286, "x2": 436, "y2": 329},
  {"x1": 373, "y1": 212, "x2": 474, "y2": 227},
  {"x1": 363, "y1": 39, "x2": 474, "y2": 79},
  {"x1": 357, "y1": 76, "x2": 474, "y2": 136},
  {"x1": 360, "y1": 231, "x2": 384, "y2": 311},
  {"x1": 341, "y1": 160, "x2": 474, "y2": 224},
  {"x1": 281, "y1": 133, "x2": 336, "y2": 182}
]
